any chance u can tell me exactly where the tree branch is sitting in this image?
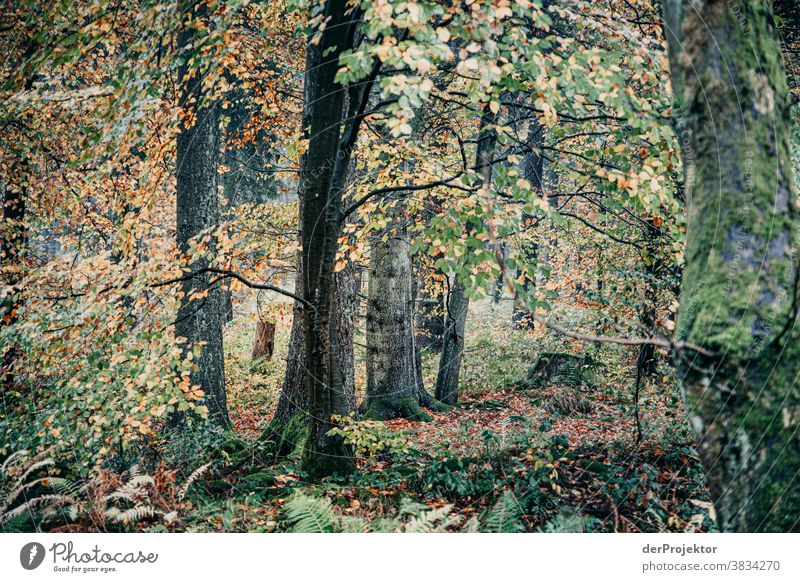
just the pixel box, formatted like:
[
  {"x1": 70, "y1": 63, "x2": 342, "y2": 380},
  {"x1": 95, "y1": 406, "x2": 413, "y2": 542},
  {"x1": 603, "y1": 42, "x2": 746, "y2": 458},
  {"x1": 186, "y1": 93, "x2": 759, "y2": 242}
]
[{"x1": 152, "y1": 267, "x2": 310, "y2": 309}]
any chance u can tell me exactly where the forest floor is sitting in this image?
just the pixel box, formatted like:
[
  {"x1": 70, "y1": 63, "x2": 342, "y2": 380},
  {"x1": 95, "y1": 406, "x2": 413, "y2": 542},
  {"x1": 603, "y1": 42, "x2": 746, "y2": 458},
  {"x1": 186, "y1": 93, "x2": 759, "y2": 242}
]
[{"x1": 172, "y1": 294, "x2": 717, "y2": 533}]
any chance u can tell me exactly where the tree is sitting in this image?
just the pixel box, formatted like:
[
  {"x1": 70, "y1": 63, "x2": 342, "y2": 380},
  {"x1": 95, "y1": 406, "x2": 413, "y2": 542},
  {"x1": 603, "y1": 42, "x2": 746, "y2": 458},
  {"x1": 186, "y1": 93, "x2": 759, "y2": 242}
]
[
  {"x1": 663, "y1": 0, "x2": 800, "y2": 531},
  {"x1": 435, "y1": 108, "x2": 497, "y2": 405},
  {"x1": 298, "y1": 0, "x2": 377, "y2": 478},
  {"x1": 364, "y1": 199, "x2": 432, "y2": 420},
  {"x1": 173, "y1": 0, "x2": 228, "y2": 427}
]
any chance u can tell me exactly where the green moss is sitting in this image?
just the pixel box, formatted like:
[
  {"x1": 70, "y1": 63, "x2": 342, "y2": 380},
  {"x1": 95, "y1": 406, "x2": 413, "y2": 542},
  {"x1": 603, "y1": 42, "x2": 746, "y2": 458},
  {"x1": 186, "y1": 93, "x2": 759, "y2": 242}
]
[
  {"x1": 301, "y1": 436, "x2": 355, "y2": 481},
  {"x1": 673, "y1": 0, "x2": 800, "y2": 532},
  {"x1": 250, "y1": 413, "x2": 309, "y2": 461},
  {"x1": 363, "y1": 395, "x2": 433, "y2": 422}
]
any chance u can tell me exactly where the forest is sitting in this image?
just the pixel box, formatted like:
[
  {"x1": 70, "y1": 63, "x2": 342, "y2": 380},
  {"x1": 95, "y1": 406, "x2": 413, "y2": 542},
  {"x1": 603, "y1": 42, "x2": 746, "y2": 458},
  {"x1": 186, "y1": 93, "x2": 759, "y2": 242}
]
[{"x1": 1, "y1": 0, "x2": 799, "y2": 534}]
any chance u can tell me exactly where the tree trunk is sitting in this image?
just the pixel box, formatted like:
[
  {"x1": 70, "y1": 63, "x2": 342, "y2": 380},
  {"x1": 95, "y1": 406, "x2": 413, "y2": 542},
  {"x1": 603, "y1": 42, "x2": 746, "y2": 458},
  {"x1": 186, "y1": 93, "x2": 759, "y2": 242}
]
[
  {"x1": 414, "y1": 262, "x2": 445, "y2": 352},
  {"x1": 435, "y1": 107, "x2": 497, "y2": 405},
  {"x1": 664, "y1": 0, "x2": 800, "y2": 531},
  {"x1": 273, "y1": 249, "x2": 307, "y2": 424},
  {"x1": 513, "y1": 115, "x2": 546, "y2": 327},
  {"x1": 435, "y1": 279, "x2": 470, "y2": 406},
  {"x1": 173, "y1": 0, "x2": 228, "y2": 427},
  {"x1": 252, "y1": 319, "x2": 276, "y2": 361},
  {"x1": 331, "y1": 256, "x2": 358, "y2": 415},
  {"x1": 298, "y1": 0, "x2": 372, "y2": 478},
  {"x1": 365, "y1": 212, "x2": 432, "y2": 420}
]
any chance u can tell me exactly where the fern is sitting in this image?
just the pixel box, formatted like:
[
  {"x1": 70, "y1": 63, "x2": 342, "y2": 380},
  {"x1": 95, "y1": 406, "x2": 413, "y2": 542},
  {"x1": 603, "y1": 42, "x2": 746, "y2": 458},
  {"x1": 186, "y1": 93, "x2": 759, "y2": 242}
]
[
  {"x1": 178, "y1": 462, "x2": 211, "y2": 501},
  {"x1": 395, "y1": 498, "x2": 463, "y2": 532},
  {"x1": 538, "y1": 513, "x2": 600, "y2": 533},
  {"x1": 1, "y1": 494, "x2": 77, "y2": 526},
  {"x1": 284, "y1": 494, "x2": 339, "y2": 533},
  {"x1": 482, "y1": 490, "x2": 525, "y2": 533},
  {"x1": 105, "y1": 505, "x2": 158, "y2": 524}
]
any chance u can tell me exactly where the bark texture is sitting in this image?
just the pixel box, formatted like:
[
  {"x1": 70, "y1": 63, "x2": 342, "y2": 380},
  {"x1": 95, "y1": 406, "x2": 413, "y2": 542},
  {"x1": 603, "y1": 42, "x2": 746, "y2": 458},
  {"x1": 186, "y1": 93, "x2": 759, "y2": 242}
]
[
  {"x1": 664, "y1": 0, "x2": 800, "y2": 531},
  {"x1": 252, "y1": 320, "x2": 276, "y2": 361},
  {"x1": 298, "y1": 0, "x2": 374, "y2": 478},
  {"x1": 174, "y1": 0, "x2": 228, "y2": 426},
  {"x1": 273, "y1": 249, "x2": 307, "y2": 425},
  {"x1": 365, "y1": 214, "x2": 431, "y2": 420}
]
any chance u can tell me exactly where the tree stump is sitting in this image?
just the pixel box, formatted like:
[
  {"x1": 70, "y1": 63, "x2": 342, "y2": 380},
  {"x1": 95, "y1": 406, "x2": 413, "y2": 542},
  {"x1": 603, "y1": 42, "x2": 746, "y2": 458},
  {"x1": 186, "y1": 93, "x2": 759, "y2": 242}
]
[
  {"x1": 252, "y1": 320, "x2": 276, "y2": 361},
  {"x1": 525, "y1": 352, "x2": 592, "y2": 388}
]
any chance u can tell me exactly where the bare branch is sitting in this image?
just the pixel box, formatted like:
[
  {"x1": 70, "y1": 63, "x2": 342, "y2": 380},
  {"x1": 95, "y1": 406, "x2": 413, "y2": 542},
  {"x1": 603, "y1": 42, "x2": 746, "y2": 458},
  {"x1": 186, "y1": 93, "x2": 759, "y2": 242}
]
[{"x1": 152, "y1": 267, "x2": 310, "y2": 309}]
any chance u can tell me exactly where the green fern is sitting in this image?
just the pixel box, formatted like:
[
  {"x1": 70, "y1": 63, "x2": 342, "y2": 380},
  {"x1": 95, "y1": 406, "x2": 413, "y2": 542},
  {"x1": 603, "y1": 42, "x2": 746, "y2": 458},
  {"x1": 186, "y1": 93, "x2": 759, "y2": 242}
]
[
  {"x1": 538, "y1": 513, "x2": 600, "y2": 532},
  {"x1": 481, "y1": 490, "x2": 525, "y2": 533},
  {"x1": 284, "y1": 494, "x2": 339, "y2": 533}
]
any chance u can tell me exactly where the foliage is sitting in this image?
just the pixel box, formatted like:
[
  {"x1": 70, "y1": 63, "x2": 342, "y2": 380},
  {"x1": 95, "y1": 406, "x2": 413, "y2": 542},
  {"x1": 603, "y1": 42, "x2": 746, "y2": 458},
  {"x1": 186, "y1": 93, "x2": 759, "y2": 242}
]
[
  {"x1": 1, "y1": 449, "x2": 210, "y2": 532},
  {"x1": 328, "y1": 415, "x2": 413, "y2": 459}
]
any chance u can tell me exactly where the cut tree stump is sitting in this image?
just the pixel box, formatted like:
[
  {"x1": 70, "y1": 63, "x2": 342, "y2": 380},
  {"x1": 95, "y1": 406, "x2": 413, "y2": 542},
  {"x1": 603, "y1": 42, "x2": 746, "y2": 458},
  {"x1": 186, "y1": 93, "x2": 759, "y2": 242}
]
[
  {"x1": 525, "y1": 351, "x2": 593, "y2": 388},
  {"x1": 252, "y1": 320, "x2": 276, "y2": 361}
]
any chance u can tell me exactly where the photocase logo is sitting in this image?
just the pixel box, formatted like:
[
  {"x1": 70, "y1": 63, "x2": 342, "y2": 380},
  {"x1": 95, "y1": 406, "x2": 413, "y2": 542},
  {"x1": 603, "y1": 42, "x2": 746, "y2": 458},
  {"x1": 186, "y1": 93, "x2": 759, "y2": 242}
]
[{"x1": 20, "y1": 542, "x2": 46, "y2": 570}]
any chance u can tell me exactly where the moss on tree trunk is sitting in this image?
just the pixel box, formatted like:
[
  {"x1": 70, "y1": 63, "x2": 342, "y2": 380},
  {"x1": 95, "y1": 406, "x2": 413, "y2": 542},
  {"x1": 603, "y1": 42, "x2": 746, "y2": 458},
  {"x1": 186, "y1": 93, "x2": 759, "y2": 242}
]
[{"x1": 664, "y1": 0, "x2": 800, "y2": 531}]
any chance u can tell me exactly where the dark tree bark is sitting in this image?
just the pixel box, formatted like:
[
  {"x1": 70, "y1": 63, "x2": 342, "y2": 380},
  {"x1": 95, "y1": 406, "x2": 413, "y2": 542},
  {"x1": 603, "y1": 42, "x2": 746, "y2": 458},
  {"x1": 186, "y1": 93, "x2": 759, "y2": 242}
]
[
  {"x1": 173, "y1": 0, "x2": 228, "y2": 427},
  {"x1": 663, "y1": 0, "x2": 800, "y2": 531},
  {"x1": 435, "y1": 108, "x2": 497, "y2": 405},
  {"x1": 331, "y1": 254, "x2": 358, "y2": 416},
  {"x1": 297, "y1": 0, "x2": 375, "y2": 478},
  {"x1": 513, "y1": 115, "x2": 547, "y2": 327},
  {"x1": 415, "y1": 271, "x2": 445, "y2": 352}
]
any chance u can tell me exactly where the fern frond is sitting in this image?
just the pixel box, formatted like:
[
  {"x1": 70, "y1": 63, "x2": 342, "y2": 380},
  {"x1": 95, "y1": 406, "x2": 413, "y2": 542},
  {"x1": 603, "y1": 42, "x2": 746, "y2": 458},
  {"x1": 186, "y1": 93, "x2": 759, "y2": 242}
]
[
  {"x1": 105, "y1": 505, "x2": 159, "y2": 524},
  {"x1": 126, "y1": 475, "x2": 154, "y2": 489},
  {"x1": 2, "y1": 477, "x2": 57, "y2": 510},
  {"x1": 47, "y1": 478, "x2": 85, "y2": 498},
  {"x1": 482, "y1": 490, "x2": 525, "y2": 533},
  {"x1": 1, "y1": 449, "x2": 30, "y2": 474},
  {"x1": 18, "y1": 458, "x2": 56, "y2": 483},
  {"x1": 402, "y1": 504, "x2": 462, "y2": 533},
  {"x1": 1, "y1": 494, "x2": 77, "y2": 525},
  {"x1": 284, "y1": 494, "x2": 338, "y2": 533},
  {"x1": 178, "y1": 462, "x2": 211, "y2": 501}
]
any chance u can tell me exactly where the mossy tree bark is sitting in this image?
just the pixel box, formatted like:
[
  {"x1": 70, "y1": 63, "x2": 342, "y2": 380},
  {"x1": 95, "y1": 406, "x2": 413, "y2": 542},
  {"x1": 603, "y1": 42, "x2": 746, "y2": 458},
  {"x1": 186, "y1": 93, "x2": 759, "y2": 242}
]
[
  {"x1": 365, "y1": 207, "x2": 433, "y2": 421},
  {"x1": 173, "y1": 0, "x2": 228, "y2": 427},
  {"x1": 435, "y1": 107, "x2": 497, "y2": 405},
  {"x1": 663, "y1": 0, "x2": 800, "y2": 531}
]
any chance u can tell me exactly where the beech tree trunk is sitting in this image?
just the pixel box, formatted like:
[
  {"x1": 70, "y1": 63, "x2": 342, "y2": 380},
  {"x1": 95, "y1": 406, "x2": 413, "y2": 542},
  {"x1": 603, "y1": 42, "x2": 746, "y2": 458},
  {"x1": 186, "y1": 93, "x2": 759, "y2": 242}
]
[
  {"x1": 173, "y1": 0, "x2": 228, "y2": 427},
  {"x1": 664, "y1": 0, "x2": 800, "y2": 532},
  {"x1": 298, "y1": 0, "x2": 373, "y2": 478},
  {"x1": 513, "y1": 115, "x2": 546, "y2": 327},
  {"x1": 435, "y1": 108, "x2": 497, "y2": 405},
  {"x1": 365, "y1": 211, "x2": 431, "y2": 420}
]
